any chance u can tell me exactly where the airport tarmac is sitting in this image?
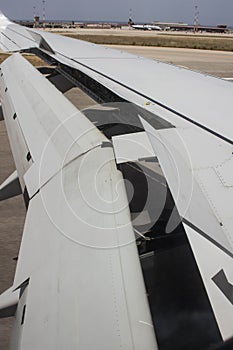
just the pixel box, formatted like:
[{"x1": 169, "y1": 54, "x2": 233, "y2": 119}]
[
  {"x1": 49, "y1": 27, "x2": 233, "y2": 38},
  {"x1": 0, "y1": 46, "x2": 233, "y2": 348},
  {"x1": 107, "y1": 45, "x2": 233, "y2": 78}
]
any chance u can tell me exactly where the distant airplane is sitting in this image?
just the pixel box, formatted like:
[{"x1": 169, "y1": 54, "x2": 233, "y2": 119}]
[{"x1": 132, "y1": 24, "x2": 162, "y2": 31}]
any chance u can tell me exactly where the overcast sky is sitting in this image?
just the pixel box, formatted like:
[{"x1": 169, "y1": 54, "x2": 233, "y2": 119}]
[{"x1": 1, "y1": 0, "x2": 233, "y2": 26}]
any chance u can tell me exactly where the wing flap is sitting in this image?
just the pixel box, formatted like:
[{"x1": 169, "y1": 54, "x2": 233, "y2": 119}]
[
  {"x1": 141, "y1": 119, "x2": 233, "y2": 255},
  {"x1": 141, "y1": 117, "x2": 233, "y2": 340},
  {"x1": 0, "y1": 49, "x2": 158, "y2": 348},
  {"x1": 12, "y1": 145, "x2": 157, "y2": 350},
  {"x1": 0, "y1": 53, "x2": 105, "y2": 197}
]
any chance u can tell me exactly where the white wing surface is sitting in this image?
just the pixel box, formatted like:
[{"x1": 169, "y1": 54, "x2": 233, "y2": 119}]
[
  {"x1": 140, "y1": 116, "x2": 233, "y2": 341},
  {"x1": 0, "y1": 53, "x2": 157, "y2": 349},
  {"x1": 0, "y1": 10, "x2": 233, "y2": 350},
  {"x1": 0, "y1": 12, "x2": 36, "y2": 51}
]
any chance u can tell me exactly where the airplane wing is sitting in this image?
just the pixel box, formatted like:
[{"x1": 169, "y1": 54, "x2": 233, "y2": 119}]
[
  {"x1": 0, "y1": 12, "x2": 37, "y2": 51},
  {"x1": 0, "y1": 52, "x2": 157, "y2": 349},
  {"x1": 0, "y1": 10, "x2": 233, "y2": 350},
  {"x1": 140, "y1": 113, "x2": 233, "y2": 341}
]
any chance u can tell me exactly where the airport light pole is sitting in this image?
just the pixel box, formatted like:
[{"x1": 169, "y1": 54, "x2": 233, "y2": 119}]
[
  {"x1": 194, "y1": 4, "x2": 199, "y2": 33},
  {"x1": 42, "y1": 0, "x2": 46, "y2": 29}
]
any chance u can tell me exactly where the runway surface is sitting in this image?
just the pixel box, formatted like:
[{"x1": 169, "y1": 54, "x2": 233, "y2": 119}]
[
  {"x1": 107, "y1": 45, "x2": 233, "y2": 78},
  {"x1": 0, "y1": 45, "x2": 233, "y2": 348}
]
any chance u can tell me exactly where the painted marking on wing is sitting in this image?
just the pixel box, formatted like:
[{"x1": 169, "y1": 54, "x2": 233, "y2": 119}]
[{"x1": 212, "y1": 269, "x2": 233, "y2": 305}]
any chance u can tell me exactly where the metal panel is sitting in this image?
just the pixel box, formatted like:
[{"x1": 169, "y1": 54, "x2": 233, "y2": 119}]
[
  {"x1": 11, "y1": 27, "x2": 231, "y2": 145},
  {"x1": 141, "y1": 119, "x2": 233, "y2": 255},
  {"x1": 1, "y1": 54, "x2": 105, "y2": 197},
  {"x1": 0, "y1": 36, "x2": 157, "y2": 349},
  {"x1": 141, "y1": 117, "x2": 233, "y2": 341},
  {"x1": 112, "y1": 131, "x2": 155, "y2": 164},
  {"x1": 185, "y1": 224, "x2": 233, "y2": 341},
  {"x1": 13, "y1": 147, "x2": 157, "y2": 350},
  {"x1": 0, "y1": 12, "x2": 36, "y2": 52},
  {"x1": 2, "y1": 10, "x2": 233, "y2": 349},
  {"x1": 1, "y1": 11, "x2": 233, "y2": 146}
]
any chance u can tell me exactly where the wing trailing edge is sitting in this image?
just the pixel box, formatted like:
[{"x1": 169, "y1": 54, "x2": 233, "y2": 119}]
[
  {"x1": 185, "y1": 224, "x2": 233, "y2": 341},
  {"x1": 141, "y1": 117, "x2": 233, "y2": 341}
]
